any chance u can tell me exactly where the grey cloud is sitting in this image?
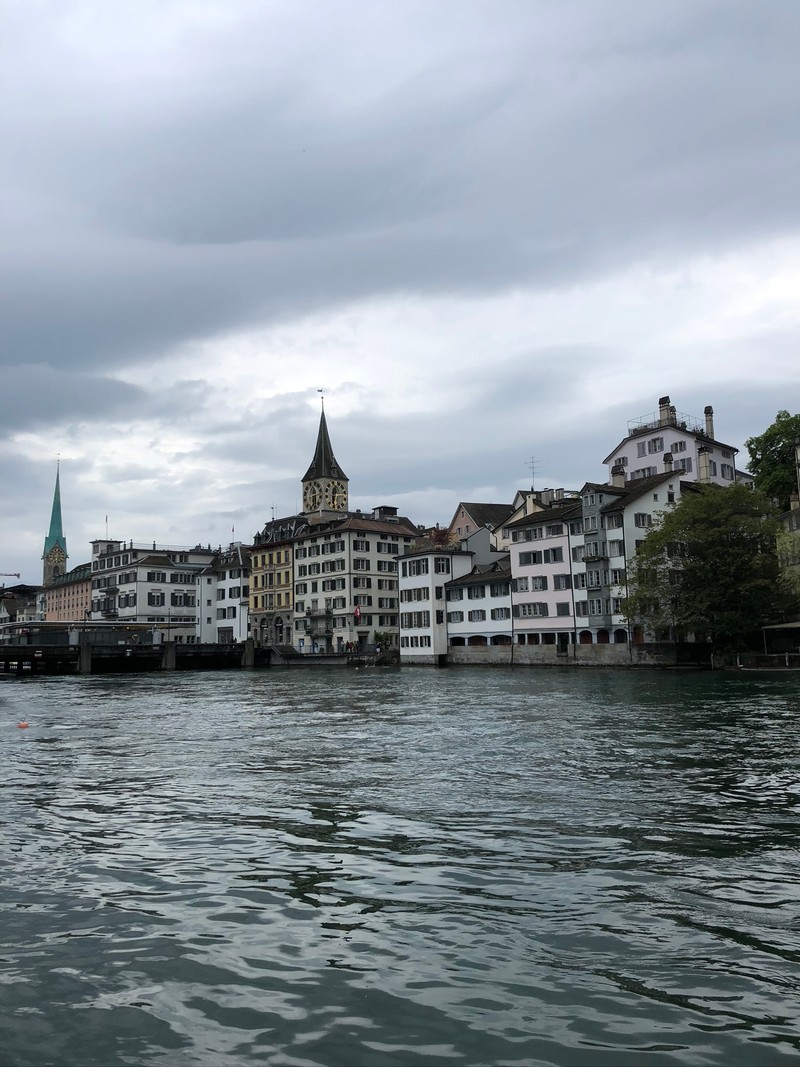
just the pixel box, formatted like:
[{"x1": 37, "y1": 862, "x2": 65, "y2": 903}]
[
  {"x1": 3, "y1": 2, "x2": 799, "y2": 373},
  {"x1": 2, "y1": 365, "x2": 144, "y2": 428}
]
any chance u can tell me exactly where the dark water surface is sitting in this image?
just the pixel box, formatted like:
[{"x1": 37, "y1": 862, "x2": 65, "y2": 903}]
[{"x1": 2, "y1": 667, "x2": 799, "y2": 1066}]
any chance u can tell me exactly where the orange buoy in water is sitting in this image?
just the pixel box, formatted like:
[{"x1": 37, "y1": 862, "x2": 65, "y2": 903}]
[{"x1": 18, "y1": 722, "x2": 29, "y2": 729}]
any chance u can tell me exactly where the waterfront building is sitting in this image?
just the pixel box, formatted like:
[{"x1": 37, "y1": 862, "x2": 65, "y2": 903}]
[
  {"x1": 398, "y1": 544, "x2": 474, "y2": 665},
  {"x1": 45, "y1": 562, "x2": 92, "y2": 622},
  {"x1": 506, "y1": 499, "x2": 583, "y2": 653},
  {"x1": 583, "y1": 466, "x2": 694, "y2": 644},
  {"x1": 292, "y1": 507, "x2": 417, "y2": 652},
  {"x1": 196, "y1": 542, "x2": 251, "y2": 644},
  {"x1": 604, "y1": 395, "x2": 740, "y2": 486},
  {"x1": 88, "y1": 539, "x2": 217, "y2": 642},
  {"x1": 445, "y1": 557, "x2": 513, "y2": 649},
  {"x1": 250, "y1": 515, "x2": 308, "y2": 648}
]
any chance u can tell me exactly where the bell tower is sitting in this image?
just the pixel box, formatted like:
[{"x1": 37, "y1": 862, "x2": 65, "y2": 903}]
[
  {"x1": 42, "y1": 462, "x2": 68, "y2": 586},
  {"x1": 301, "y1": 399, "x2": 349, "y2": 517}
]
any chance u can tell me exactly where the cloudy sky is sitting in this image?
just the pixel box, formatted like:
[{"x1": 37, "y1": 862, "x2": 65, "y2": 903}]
[{"x1": 2, "y1": 0, "x2": 798, "y2": 584}]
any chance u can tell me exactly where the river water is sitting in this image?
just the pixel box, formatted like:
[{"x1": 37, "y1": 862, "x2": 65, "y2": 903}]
[{"x1": 1, "y1": 667, "x2": 799, "y2": 1067}]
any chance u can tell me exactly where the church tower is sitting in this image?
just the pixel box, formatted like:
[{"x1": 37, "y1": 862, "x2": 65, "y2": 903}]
[
  {"x1": 301, "y1": 401, "x2": 349, "y2": 516},
  {"x1": 42, "y1": 463, "x2": 68, "y2": 586}
]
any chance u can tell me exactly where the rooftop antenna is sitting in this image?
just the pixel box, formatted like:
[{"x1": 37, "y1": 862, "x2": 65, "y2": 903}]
[{"x1": 527, "y1": 455, "x2": 541, "y2": 492}]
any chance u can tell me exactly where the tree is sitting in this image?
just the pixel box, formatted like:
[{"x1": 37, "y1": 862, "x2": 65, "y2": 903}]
[
  {"x1": 625, "y1": 483, "x2": 797, "y2": 651},
  {"x1": 745, "y1": 410, "x2": 800, "y2": 512}
]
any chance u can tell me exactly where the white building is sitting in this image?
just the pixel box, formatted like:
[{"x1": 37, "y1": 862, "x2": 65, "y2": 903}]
[
  {"x1": 89, "y1": 539, "x2": 217, "y2": 642},
  {"x1": 445, "y1": 558, "x2": 513, "y2": 650},
  {"x1": 398, "y1": 546, "x2": 474, "y2": 665},
  {"x1": 196, "y1": 543, "x2": 251, "y2": 644},
  {"x1": 604, "y1": 395, "x2": 739, "y2": 486},
  {"x1": 292, "y1": 508, "x2": 418, "y2": 653}
]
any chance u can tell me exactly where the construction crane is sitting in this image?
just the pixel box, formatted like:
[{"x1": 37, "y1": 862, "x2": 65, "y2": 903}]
[{"x1": 1, "y1": 572, "x2": 21, "y2": 579}]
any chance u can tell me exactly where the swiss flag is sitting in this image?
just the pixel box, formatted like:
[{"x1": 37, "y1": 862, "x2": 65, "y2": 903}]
[{"x1": 354, "y1": 604, "x2": 361, "y2": 621}]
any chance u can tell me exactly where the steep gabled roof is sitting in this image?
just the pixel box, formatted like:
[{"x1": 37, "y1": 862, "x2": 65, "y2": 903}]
[
  {"x1": 505, "y1": 499, "x2": 582, "y2": 530},
  {"x1": 448, "y1": 501, "x2": 515, "y2": 531},
  {"x1": 447, "y1": 555, "x2": 511, "y2": 587},
  {"x1": 302, "y1": 409, "x2": 348, "y2": 482},
  {"x1": 600, "y1": 472, "x2": 678, "y2": 512}
]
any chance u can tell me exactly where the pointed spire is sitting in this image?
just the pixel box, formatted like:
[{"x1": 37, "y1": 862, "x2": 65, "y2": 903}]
[
  {"x1": 302, "y1": 404, "x2": 348, "y2": 482},
  {"x1": 43, "y1": 462, "x2": 68, "y2": 560}
]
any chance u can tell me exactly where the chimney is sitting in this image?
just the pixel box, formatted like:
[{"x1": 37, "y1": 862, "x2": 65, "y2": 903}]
[
  {"x1": 611, "y1": 463, "x2": 626, "y2": 488},
  {"x1": 658, "y1": 396, "x2": 671, "y2": 426},
  {"x1": 704, "y1": 405, "x2": 715, "y2": 439},
  {"x1": 663, "y1": 452, "x2": 673, "y2": 472},
  {"x1": 697, "y1": 446, "x2": 711, "y2": 484}
]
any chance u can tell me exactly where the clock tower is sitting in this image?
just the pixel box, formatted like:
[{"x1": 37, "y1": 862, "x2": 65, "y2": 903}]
[
  {"x1": 301, "y1": 401, "x2": 349, "y2": 518},
  {"x1": 42, "y1": 463, "x2": 69, "y2": 586}
]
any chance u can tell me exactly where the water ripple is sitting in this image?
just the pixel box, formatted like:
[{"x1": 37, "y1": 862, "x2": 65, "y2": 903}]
[{"x1": 2, "y1": 668, "x2": 800, "y2": 1065}]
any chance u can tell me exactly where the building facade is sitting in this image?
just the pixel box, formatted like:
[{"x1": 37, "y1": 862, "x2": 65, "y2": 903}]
[{"x1": 604, "y1": 395, "x2": 739, "y2": 486}]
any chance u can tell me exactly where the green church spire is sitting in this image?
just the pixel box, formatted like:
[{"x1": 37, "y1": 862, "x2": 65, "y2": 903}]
[{"x1": 42, "y1": 463, "x2": 68, "y2": 584}]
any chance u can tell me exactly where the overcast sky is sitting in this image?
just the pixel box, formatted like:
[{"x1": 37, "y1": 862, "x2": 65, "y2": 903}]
[{"x1": 2, "y1": 0, "x2": 798, "y2": 584}]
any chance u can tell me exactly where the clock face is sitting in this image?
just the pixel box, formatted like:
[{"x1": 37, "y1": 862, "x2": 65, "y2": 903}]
[
  {"x1": 304, "y1": 480, "x2": 322, "y2": 510},
  {"x1": 324, "y1": 480, "x2": 347, "y2": 510},
  {"x1": 51, "y1": 547, "x2": 65, "y2": 563}
]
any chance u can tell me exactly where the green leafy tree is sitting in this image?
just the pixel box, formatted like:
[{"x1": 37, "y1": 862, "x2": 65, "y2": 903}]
[
  {"x1": 626, "y1": 483, "x2": 797, "y2": 651},
  {"x1": 745, "y1": 410, "x2": 800, "y2": 512}
]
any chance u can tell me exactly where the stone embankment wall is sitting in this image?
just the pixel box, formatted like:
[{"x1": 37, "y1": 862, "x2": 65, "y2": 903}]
[{"x1": 415, "y1": 643, "x2": 710, "y2": 668}]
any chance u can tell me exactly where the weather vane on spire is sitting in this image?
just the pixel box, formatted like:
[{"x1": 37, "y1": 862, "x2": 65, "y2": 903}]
[{"x1": 317, "y1": 387, "x2": 325, "y2": 410}]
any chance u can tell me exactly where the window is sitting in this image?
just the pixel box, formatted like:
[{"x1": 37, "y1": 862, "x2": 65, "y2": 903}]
[
  {"x1": 447, "y1": 588, "x2": 464, "y2": 601},
  {"x1": 673, "y1": 440, "x2": 687, "y2": 453},
  {"x1": 520, "y1": 547, "x2": 563, "y2": 566},
  {"x1": 468, "y1": 609, "x2": 486, "y2": 622},
  {"x1": 530, "y1": 576, "x2": 548, "y2": 591},
  {"x1": 587, "y1": 570, "x2": 602, "y2": 588},
  {"x1": 556, "y1": 602, "x2": 571, "y2": 616},
  {"x1": 447, "y1": 611, "x2": 464, "y2": 623},
  {"x1": 545, "y1": 523, "x2": 563, "y2": 536},
  {"x1": 553, "y1": 574, "x2": 571, "y2": 591},
  {"x1": 376, "y1": 542, "x2": 395, "y2": 554},
  {"x1": 610, "y1": 568, "x2": 626, "y2": 585},
  {"x1": 574, "y1": 573, "x2": 587, "y2": 590},
  {"x1": 648, "y1": 437, "x2": 664, "y2": 454},
  {"x1": 708, "y1": 460, "x2": 718, "y2": 476},
  {"x1": 637, "y1": 442, "x2": 646, "y2": 457},
  {"x1": 514, "y1": 603, "x2": 549, "y2": 617},
  {"x1": 401, "y1": 611, "x2": 431, "y2": 629},
  {"x1": 353, "y1": 558, "x2": 370, "y2": 571},
  {"x1": 467, "y1": 586, "x2": 485, "y2": 599},
  {"x1": 434, "y1": 557, "x2": 451, "y2": 574},
  {"x1": 511, "y1": 577, "x2": 529, "y2": 593},
  {"x1": 674, "y1": 457, "x2": 693, "y2": 473},
  {"x1": 407, "y1": 559, "x2": 429, "y2": 576},
  {"x1": 720, "y1": 463, "x2": 734, "y2": 480},
  {"x1": 489, "y1": 582, "x2": 509, "y2": 596},
  {"x1": 491, "y1": 607, "x2": 511, "y2": 620},
  {"x1": 589, "y1": 599, "x2": 603, "y2": 616},
  {"x1": 353, "y1": 539, "x2": 370, "y2": 552},
  {"x1": 609, "y1": 540, "x2": 624, "y2": 557},
  {"x1": 634, "y1": 513, "x2": 651, "y2": 528}
]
